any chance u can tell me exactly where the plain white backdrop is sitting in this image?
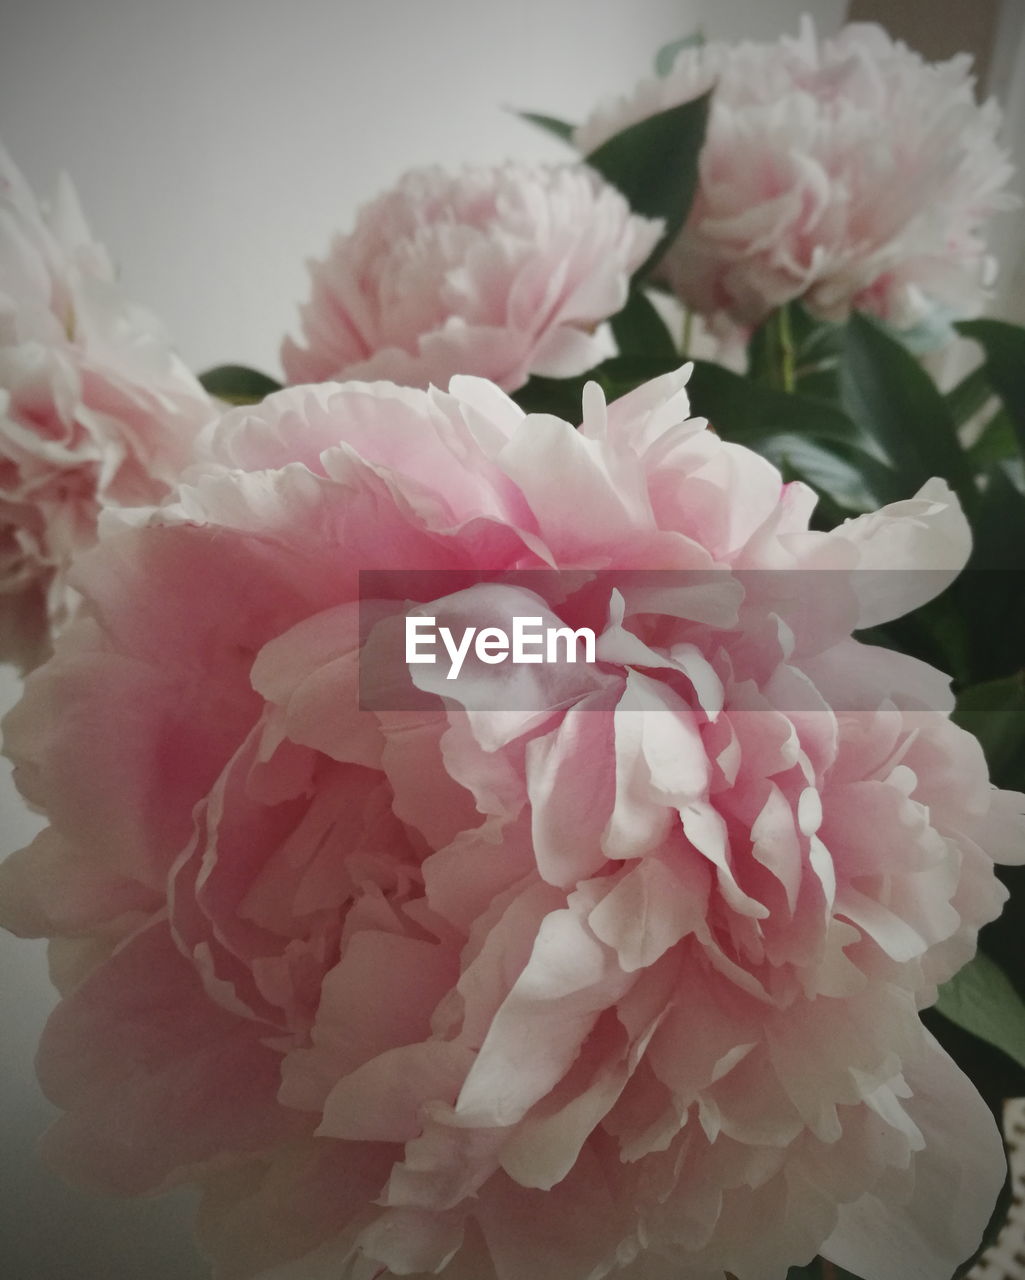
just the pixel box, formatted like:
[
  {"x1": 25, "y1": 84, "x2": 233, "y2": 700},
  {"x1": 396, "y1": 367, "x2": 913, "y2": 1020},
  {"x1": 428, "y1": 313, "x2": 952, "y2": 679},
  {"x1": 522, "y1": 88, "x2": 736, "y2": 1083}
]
[
  {"x1": 0, "y1": 0, "x2": 850, "y2": 377},
  {"x1": 45, "y1": 1, "x2": 1025, "y2": 1276}
]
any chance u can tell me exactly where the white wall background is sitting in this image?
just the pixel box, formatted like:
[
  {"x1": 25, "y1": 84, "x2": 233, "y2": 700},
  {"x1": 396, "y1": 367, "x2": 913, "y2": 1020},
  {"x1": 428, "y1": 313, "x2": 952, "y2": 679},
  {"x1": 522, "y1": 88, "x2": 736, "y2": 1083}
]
[
  {"x1": 26, "y1": 1, "x2": 991, "y2": 1276},
  {"x1": 1, "y1": 0, "x2": 846, "y2": 377}
]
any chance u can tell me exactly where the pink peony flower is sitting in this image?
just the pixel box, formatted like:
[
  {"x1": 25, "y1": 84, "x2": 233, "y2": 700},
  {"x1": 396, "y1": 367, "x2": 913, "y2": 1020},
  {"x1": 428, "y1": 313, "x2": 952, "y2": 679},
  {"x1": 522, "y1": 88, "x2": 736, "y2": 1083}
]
[
  {"x1": 0, "y1": 142, "x2": 214, "y2": 668},
  {"x1": 281, "y1": 164, "x2": 662, "y2": 392},
  {"x1": 2, "y1": 367, "x2": 1022, "y2": 1280},
  {"x1": 576, "y1": 20, "x2": 1018, "y2": 331}
]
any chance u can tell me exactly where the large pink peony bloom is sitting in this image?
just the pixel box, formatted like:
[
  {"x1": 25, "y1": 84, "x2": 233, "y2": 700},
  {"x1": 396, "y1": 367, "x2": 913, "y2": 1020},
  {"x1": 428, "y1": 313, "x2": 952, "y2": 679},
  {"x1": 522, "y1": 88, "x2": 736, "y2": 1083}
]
[
  {"x1": 281, "y1": 164, "x2": 662, "y2": 392},
  {"x1": 576, "y1": 20, "x2": 1017, "y2": 331},
  {"x1": 0, "y1": 142, "x2": 213, "y2": 667},
  {"x1": 2, "y1": 368, "x2": 1022, "y2": 1280}
]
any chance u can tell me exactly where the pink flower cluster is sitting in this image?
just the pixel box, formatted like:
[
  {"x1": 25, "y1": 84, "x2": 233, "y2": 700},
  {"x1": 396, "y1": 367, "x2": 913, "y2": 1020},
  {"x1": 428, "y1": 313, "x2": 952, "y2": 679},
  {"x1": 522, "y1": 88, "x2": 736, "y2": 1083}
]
[
  {"x1": 282, "y1": 163, "x2": 662, "y2": 392},
  {"x1": 0, "y1": 143, "x2": 212, "y2": 667},
  {"x1": 576, "y1": 20, "x2": 1017, "y2": 330},
  {"x1": 2, "y1": 368, "x2": 1020, "y2": 1280}
]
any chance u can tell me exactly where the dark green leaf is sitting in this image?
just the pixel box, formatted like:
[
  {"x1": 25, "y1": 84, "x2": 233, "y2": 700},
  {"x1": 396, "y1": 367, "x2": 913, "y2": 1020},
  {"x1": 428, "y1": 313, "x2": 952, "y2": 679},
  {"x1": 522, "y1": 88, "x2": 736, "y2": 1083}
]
[
  {"x1": 795, "y1": 365, "x2": 842, "y2": 405},
  {"x1": 199, "y1": 364, "x2": 283, "y2": 405},
  {"x1": 935, "y1": 949, "x2": 1025, "y2": 1073},
  {"x1": 757, "y1": 433, "x2": 898, "y2": 514},
  {"x1": 969, "y1": 408, "x2": 1018, "y2": 468},
  {"x1": 688, "y1": 360, "x2": 882, "y2": 455},
  {"x1": 953, "y1": 671, "x2": 1025, "y2": 791},
  {"x1": 654, "y1": 30, "x2": 705, "y2": 76},
  {"x1": 516, "y1": 111, "x2": 576, "y2": 144},
  {"x1": 839, "y1": 313, "x2": 973, "y2": 500},
  {"x1": 585, "y1": 93, "x2": 712, "y2": 277},
  {"x1": 511, "y1": 374, "x2": 592, "y2": 421},
  {"x1": 512, "y1": 354, "x2": 685, "y2": 420},
  {"x1": 594, "y1": 354, "x2": 687, "y2": 396},
  {"x1": 611, "y1": 289, "x2": 678, "y2": 360},
  {"x1": 953, "y1": 464, "x2": 1025, "y2": 686},
  {"x1": 792, "y1": 309, "x2": 845, "y2": 369},
  {"x1": 946, "y1": 363, "x2": 993, "y2": 429},
  {"x1": 977, "y1": 865, "x2": 1025, "y2": 1056},
  {"x1": 685, "y1": 360, "x2": 902, "y2": 514},
  {"x1": 968, "y1": 463, "x2": 1025, "y2": 569},
  {"x1": 957, "y1": 318, "x2": 1025, "y2": 456}
]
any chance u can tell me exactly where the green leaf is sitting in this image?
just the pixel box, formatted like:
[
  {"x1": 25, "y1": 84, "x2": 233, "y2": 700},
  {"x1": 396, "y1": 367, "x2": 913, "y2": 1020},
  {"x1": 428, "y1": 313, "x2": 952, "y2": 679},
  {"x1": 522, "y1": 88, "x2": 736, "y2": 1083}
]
[
  {"x1": 593, "y1": 354, "x2": 687, "y2": 396},
  {"x1": 610, "y1": 289, "x2": 678, "y2": 360},
  {"x1": 511, "y1": 354, "x2": 684, "y2": 421},
  {"x1": 935, "y1": 949, "x2": 1025, "y2": 1073},
  {"x1": 688, "y1": 360, "x2": 882, "y2": 454},
  {"x1": 511, "y1": 373, "x2": 593, "y2": 421},
  {"x1": 792, "y1": 308, "x2": 845, "y2": 370},
  {"x1": 953, "y1": 671, "x2": 1025, "y2": 791},
  {"x1": 795, "y1": 365, "x2": 842, "y2": 405},
  {"x1": 685, "y1": 360, "x2": 901, "y2": 515},
  {"x1": 654, "y1": 30, "x2": 705, "y2": 76},
  {"x1": 957, "y1": 318, "x2": 1025, "y2": 456},
  {"x1": 516, "y1": 111, "x2": 575, "y2": 144},
  {"x1": 585, "y1": 92, "x2": 712, "y2": 277},
  {"x1": 199, "y1": 364, "x2": 283, "y2": 406},
  {"x1": 968, "y1": 408, "x2": 1018, "y2": 468},
  {"x1": 757, "y1": 433, "x2": 898, "y2": 514},
  {"x1": 954, "y1": 464, "x2": 1025, "y2": 687},
  {"x1": 839, "y1": 313, "x2": 973, "y2": 500},
  {"x1": 969, "y1": 463, "x2": 1025, "y2": 569},
  {"x1": 946, "y1": 363, "x2": 993, "y2": 429}
]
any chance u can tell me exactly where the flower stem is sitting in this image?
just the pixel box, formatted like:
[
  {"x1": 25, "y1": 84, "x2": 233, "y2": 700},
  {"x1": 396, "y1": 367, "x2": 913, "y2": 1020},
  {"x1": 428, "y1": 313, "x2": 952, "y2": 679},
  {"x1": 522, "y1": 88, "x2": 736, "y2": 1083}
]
[
  {"x1": 681, "y1": 307, "x2": 694, "y2": 357},
  {"x1": 776, "y1": 302, "x2": 796, "y2": 393}
]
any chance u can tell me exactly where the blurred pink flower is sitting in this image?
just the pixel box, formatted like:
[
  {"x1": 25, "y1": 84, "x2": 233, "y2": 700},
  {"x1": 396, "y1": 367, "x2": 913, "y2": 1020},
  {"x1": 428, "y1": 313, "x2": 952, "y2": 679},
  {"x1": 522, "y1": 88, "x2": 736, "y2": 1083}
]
[
  {"x1": 0, "y1": 142, "x2": 213, "y2": 668},
  {"x1": 1, "y1": 368, "x2": 1021, "y2": 1280},
  {"x1": 576, "y1": 20, "x2": 1017, "y2": 332},
  {"x1": 281, "y1": 164, "x2": 662, "y2": 392}
]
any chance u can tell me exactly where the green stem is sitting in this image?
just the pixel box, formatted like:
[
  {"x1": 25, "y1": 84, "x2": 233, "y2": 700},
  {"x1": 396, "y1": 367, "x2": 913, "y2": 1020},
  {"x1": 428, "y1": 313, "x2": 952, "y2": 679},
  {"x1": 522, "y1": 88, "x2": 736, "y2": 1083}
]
[
  {"x1": 776, "y1": 302, "x2": 796, "y2": 393},
  {"x1": 681, "y1": 307, "x2": 694, "y2": 358}
]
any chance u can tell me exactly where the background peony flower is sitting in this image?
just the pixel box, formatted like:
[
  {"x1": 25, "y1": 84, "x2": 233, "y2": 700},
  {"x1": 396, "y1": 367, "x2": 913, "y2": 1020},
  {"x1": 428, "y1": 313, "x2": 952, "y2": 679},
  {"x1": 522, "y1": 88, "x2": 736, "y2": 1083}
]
[
  {"x1": 281, "y1": 163, "x2": 662, "y2": 392},
  {"x1": 0, "y1": 142, "x2": 214, "y2": 669},
  {"x1": 575, "y1": 20, "x2": 1018, "y2": 332},
  {"x1": 1, "y1": 368, "x2": 1022, "y2": 1280}
]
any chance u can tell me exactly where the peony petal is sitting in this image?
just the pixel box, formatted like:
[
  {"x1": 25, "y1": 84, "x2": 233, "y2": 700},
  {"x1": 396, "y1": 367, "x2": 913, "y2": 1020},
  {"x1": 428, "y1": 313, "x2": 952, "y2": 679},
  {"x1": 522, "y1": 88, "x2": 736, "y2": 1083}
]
[
  {"x1": 36, "y1": 920, "x2": 304, "y2": 1194},
  {"x1": 822, "y1": 1035, "x2": 1007, "y2": 1280},
  {"x1": 841, "y1": 479, "x2": 972, "y2": 628}
]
